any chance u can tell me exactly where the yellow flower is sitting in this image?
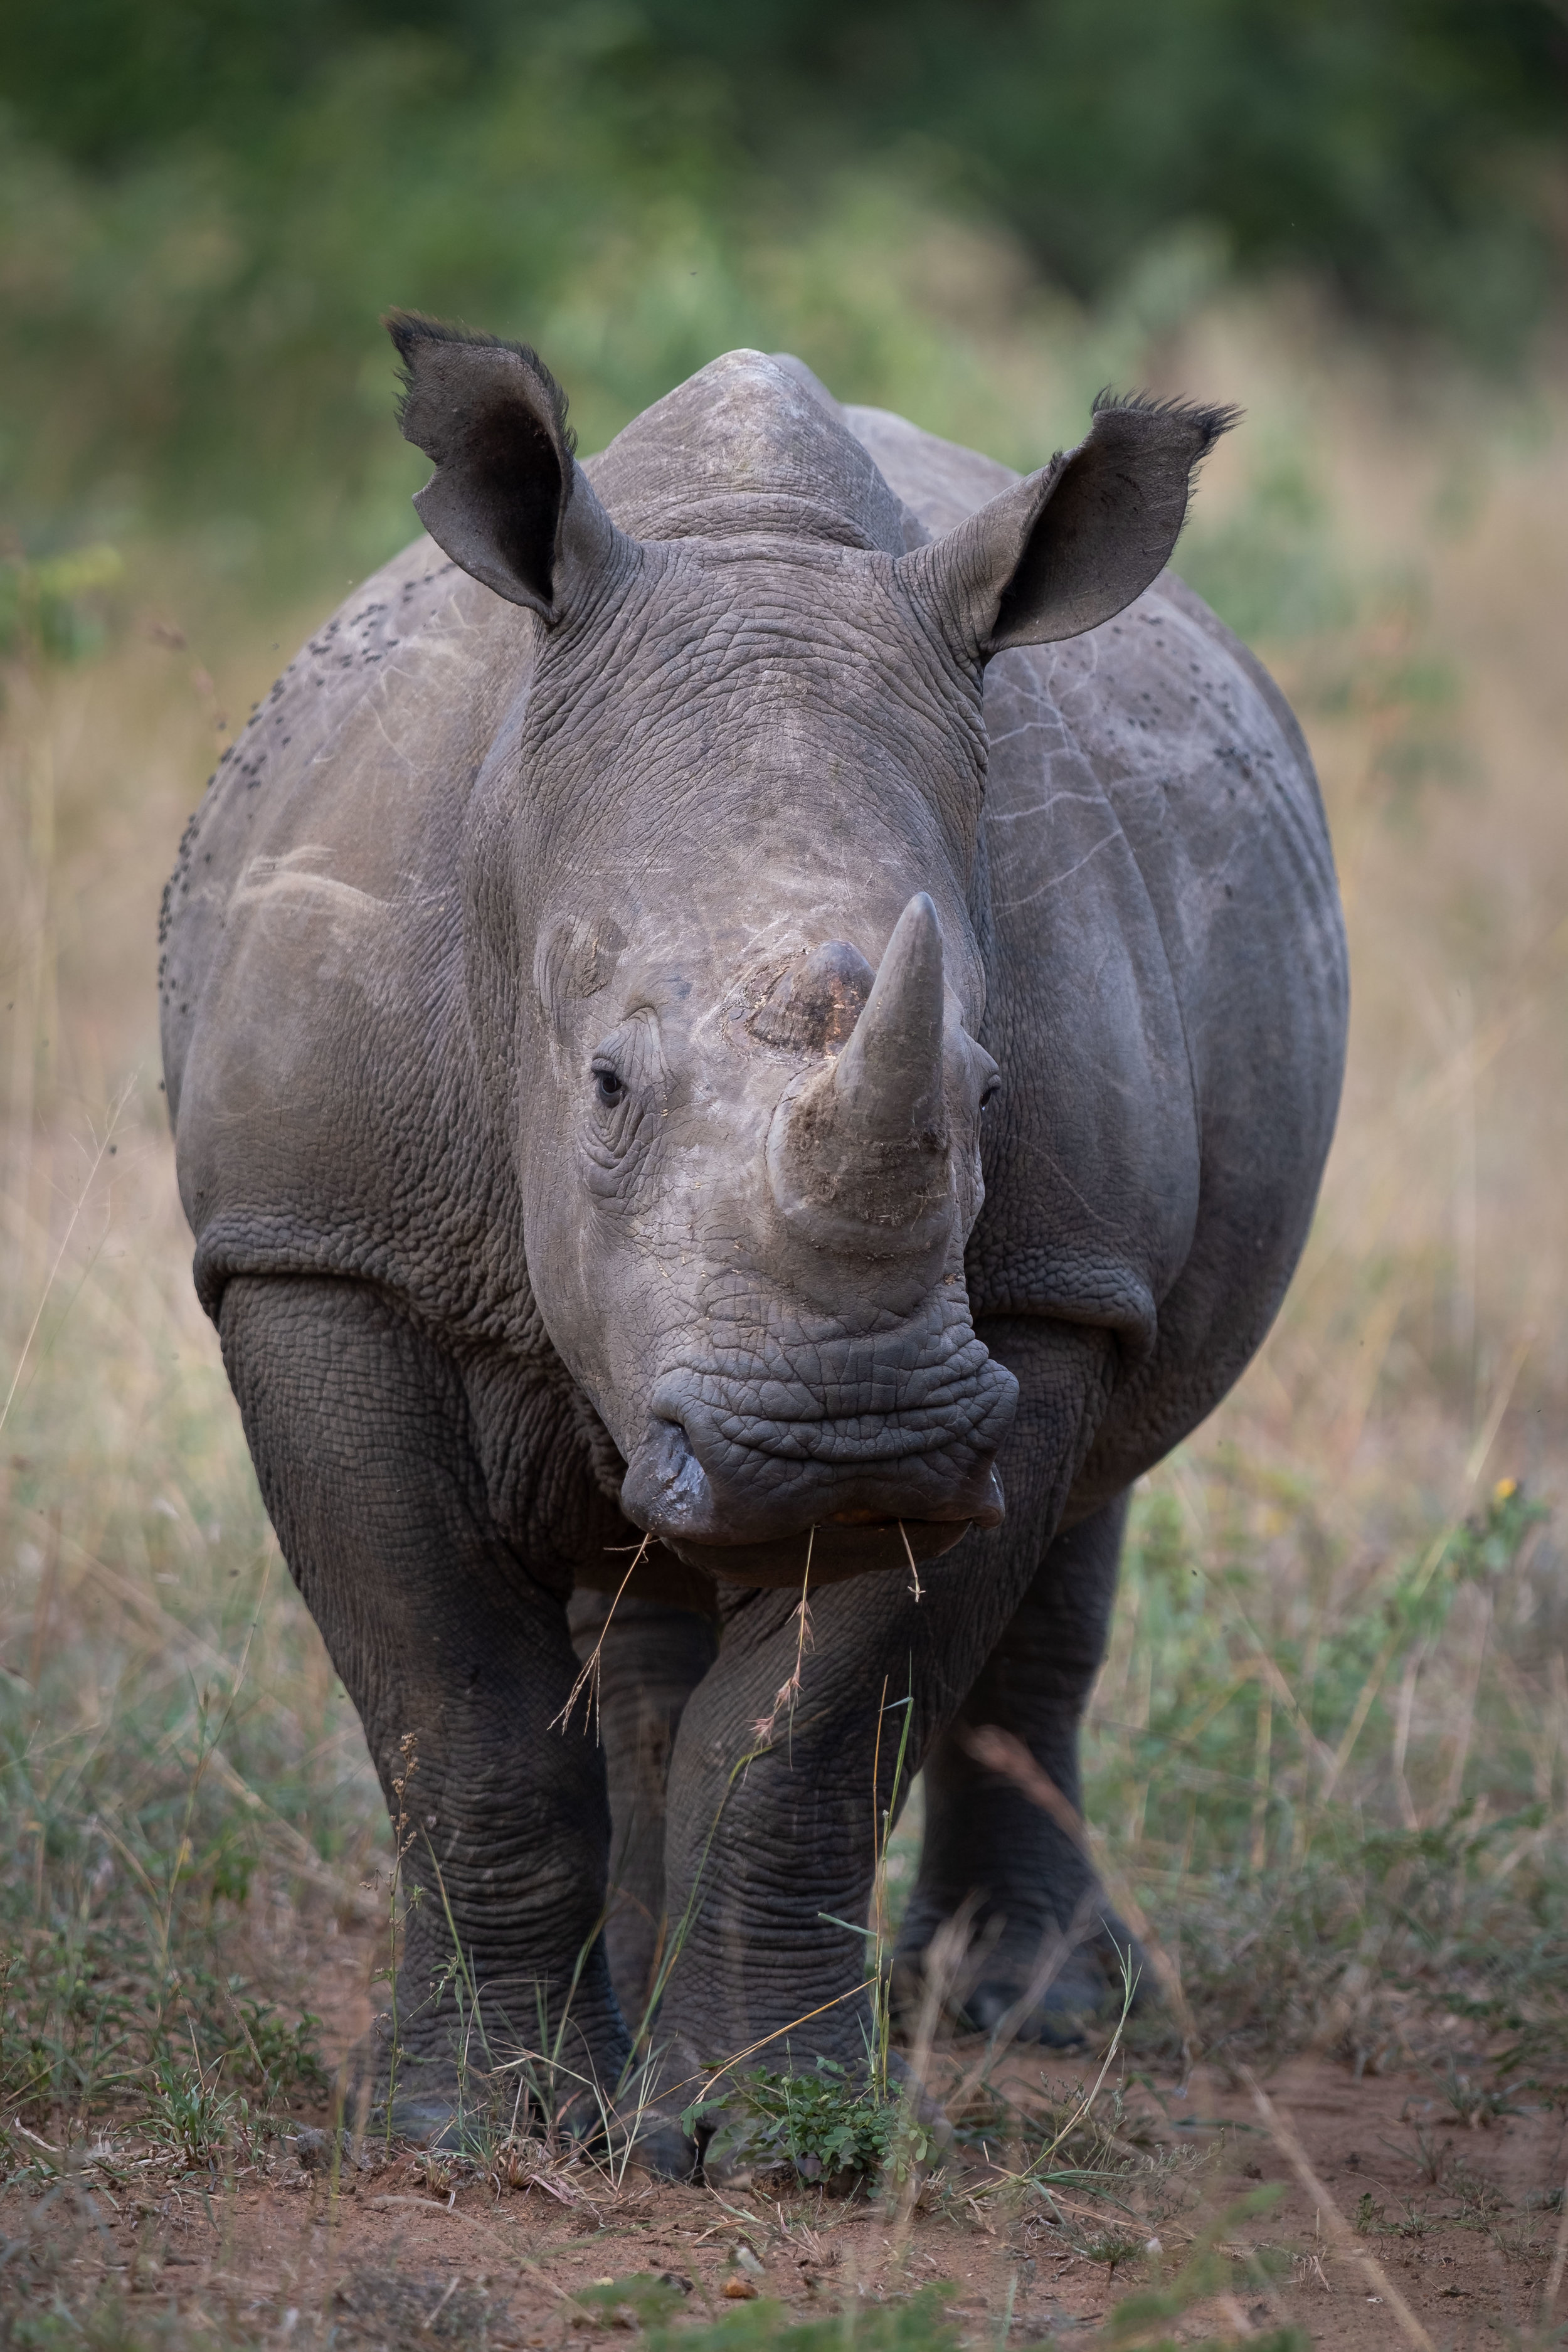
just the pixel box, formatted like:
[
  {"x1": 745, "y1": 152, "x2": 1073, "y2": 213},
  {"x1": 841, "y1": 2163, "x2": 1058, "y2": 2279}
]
[{"x1": 1493, "y1": 1476, "x2": 1518, "y2": 1502}]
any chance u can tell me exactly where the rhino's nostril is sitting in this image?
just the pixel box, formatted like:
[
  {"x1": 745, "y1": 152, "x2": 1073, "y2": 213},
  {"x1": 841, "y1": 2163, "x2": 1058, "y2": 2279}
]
[{"x1": 620, "y1": 1412, "x2": 719, "y2": 1539}]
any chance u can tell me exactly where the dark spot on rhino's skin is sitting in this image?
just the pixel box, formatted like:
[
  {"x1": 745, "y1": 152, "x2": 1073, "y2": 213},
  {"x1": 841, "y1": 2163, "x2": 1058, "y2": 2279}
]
[{"x1": 748, "y1": 940, "x2": 876, "y2": 1054}]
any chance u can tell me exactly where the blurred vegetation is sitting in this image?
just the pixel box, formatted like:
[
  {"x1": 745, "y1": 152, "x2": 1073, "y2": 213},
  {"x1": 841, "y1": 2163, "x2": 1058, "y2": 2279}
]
[
  {"x1": 1086, "y1": 1473, "x2": 1568, "y2": 2074},
  {"x1": 1, "y1": 0, "x2": 1564, "y2": 595}
]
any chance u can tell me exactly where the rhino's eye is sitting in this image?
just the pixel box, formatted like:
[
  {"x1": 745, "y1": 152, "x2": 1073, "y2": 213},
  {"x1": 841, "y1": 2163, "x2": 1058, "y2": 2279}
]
[
  {"x1": 592, "y1": 1062, "x2": 627, "y2": 1108},
  {"x1": 980, "y1": 1073, "x2": 1001, "y2": 1111}
]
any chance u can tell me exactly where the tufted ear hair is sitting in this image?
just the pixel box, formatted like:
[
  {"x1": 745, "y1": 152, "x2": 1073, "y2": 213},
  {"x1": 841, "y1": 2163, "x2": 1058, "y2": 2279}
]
[
  {"x1": 903, "y1": 392, "x2": 1239, "y2": 659},
  {"x1": 386, "y1": 311, "x2": 637, "y2": 620}
]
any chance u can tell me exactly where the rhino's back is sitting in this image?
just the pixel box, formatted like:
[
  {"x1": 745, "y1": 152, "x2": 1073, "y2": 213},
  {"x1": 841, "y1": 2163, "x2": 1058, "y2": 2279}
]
[
  {"x1": 160, "y1": 536, "x2": 539, "y2": 1333},
  {"x1": 844, "y1": 400, "x2": 1347, "y2": 1496}
]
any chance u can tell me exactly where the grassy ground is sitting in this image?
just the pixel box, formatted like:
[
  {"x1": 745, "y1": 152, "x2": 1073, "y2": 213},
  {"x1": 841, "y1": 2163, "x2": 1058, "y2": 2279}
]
[{"x1": 3, "y1": 276, "x2": 1567, "y2": 2341}]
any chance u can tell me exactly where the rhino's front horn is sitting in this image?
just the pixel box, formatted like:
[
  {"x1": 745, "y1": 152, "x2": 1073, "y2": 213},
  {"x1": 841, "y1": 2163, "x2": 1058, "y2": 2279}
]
[{"x1": 766, "y1": 893, "x2": 954, "y2": 1259}]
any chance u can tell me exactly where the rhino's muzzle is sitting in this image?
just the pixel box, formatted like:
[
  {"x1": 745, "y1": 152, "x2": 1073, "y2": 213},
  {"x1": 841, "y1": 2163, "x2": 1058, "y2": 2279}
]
[{"x1": 618, "y1": 1345, "x2": 1016, "y2": 1586}]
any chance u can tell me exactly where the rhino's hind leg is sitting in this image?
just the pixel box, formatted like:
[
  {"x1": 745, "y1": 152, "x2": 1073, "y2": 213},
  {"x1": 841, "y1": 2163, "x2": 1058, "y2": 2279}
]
[
  {"x1": 894, "y1": 1491, "x2": 1141, "y2": 2045},
  {"x1": 219, "y1": 1275, "x2": 628, "y2": 2143}
]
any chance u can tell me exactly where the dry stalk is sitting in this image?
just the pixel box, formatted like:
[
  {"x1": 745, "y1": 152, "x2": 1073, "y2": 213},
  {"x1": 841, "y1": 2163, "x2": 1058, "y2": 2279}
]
[
  {"x1": 551, "y1": 1535, "x2": 650, "y2": 1735},
  {"x1": 938, "y1": 1887, "x2": 1106, "y2": 2135},
  {"x1": 0, "y1": 1076, "x2": 132, "y2": 1439},
  {"x1": 890, "y1": 1900, "x2": 977, "y2": 2235},
  {"x1": 1319, "y1": 1328, "x2": 1531, "y2": 1804},
  {"x1": 899, "y1": 1519, "x2": 923, "y2": 1601},
  {"x1": 961, "y1": 1724, "x2": 1199, "y2": 2072},
  {"x1": 751, "y1": 1528, "x2": 814, "y2": 1747},
  {"x1": 1240, "y1": 2068, "x2": 1436, "y2": 2352}
]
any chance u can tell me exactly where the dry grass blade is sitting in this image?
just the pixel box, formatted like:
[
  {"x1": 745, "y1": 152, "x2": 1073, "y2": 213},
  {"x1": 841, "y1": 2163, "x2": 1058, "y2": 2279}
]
[
  {"x1": 961, "y1": 1724, "x2": 1200, "y2": 2069},
  {"x1": 899, "y1": 1519, "x2": 923, "y2": 1601},
  {"x1": 662, "y1": 1975, "x2": 877, "y2": 2112},
  {"x1": 751, "y1": 1528, "x2": 815, "y2": 1747},
  {"x1": 0, "y1": 1079, "x2": 132, "y2": 1439},
  {"x1": 1241, "y1": 2068, "x2": 1436, "y2": 2352},
  {"x1": 550, "y1": 1535, "x2": 650, "y2": 1736}
]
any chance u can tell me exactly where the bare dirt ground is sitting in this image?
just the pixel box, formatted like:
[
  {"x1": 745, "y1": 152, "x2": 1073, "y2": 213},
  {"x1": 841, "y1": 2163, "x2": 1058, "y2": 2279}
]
[{"x1": 7, "y1": 2018, "x2": 1565, "y2": 2348}]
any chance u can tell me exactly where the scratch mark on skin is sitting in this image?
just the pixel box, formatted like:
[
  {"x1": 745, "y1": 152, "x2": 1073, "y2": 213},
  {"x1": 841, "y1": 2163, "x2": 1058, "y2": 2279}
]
[
  {"x1": 368, "y1": 698, "x2": 421, "y2": 774},
  {"x1": 1010, "y1": 1133, "x2": 1126, "y2": 1236},
  {"x1": 987, "y1": 789, "x2": 1113, "y2": 825},
  {"x1": 994, "y1": 825, "x2": 1121, "y2": 911},
  {"x1": 231, "y1": 845, "x2": 430, "y2": 920}
]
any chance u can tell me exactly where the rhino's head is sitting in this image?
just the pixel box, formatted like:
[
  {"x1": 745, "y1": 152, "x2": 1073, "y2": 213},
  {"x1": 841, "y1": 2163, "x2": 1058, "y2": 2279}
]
[{"x1": 389, "y1": 317, "x2": 1230, "y2": 1586}]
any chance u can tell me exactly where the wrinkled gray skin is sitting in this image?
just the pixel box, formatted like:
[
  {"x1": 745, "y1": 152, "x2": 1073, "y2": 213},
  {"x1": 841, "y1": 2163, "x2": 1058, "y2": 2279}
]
[{"x1": 160, "y1": 325, "x2": 1345, "y2": 2169}]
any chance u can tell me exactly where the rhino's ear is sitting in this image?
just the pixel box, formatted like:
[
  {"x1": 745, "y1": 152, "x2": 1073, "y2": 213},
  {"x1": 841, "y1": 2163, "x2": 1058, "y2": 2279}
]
[
  {"x1": 386, "y1": 312, "x2": 636, "y2": 620},
  {"x1": 904, "y1": 393, "x2": 1239, "y2": 659}
]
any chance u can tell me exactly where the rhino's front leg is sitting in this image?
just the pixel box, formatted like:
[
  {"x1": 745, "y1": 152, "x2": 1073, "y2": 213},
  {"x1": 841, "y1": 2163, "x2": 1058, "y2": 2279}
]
[
  {"x1": 895, "y1": 1491, "x2": 1140, "y2": 2043},
  {"x1": 568, "y1": 1592, "x2": 718, "y2": 2032},
  {"x1": 219, "y1": 1276, "x2": 627, "y2": 2139},
  {"x1": 651, "y1": 1320, "x2": 1115, "y2": 2124}
]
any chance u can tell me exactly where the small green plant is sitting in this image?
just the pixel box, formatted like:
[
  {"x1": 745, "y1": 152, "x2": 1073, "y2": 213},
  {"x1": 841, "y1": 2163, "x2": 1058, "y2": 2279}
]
[
  {"x1": 1079, "y1": 2228, "x2": 1150, "y2": 2286},
  {"x1": 1089, "y1": 2191, "x2": 1301, "y2": 2352},
  {"x1": 571, "y1": 2275, "x2": 693, "y2": 2330},
  {"x1": 689, "y1": 2055, "x2": 929, "y2": 2190},
  {"x1": 1435, "y1": 2060, "x2": 1522, "y2": 2129},
  {"x1": 144, "y1": 2045, "x2": 253, "y2": 2173},
  {"x1": 1399, "y1": 2120, "x2": 1448, "y2": 2184},
  {"x1": 225, "y1": 1995, "x2": 326, "y2": 2100}
]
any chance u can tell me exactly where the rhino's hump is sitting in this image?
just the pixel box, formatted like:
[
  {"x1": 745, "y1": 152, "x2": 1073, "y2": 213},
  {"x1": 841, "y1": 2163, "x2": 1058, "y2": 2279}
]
[
  {"x1": 840, "y1": 403, "x2": 1020, "y2": 538},
  {"x1": 585, "y1": 351, "x2": 909, "y2": 553}
]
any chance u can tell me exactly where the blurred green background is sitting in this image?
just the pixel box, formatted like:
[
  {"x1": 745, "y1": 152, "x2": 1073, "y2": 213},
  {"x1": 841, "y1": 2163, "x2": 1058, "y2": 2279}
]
[{"x1": 3, "y1": 0, "x2": 1565, "y2": 601}]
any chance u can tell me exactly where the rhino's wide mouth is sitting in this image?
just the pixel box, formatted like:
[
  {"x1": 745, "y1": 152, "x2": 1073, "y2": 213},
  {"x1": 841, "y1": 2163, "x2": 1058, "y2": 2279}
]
[
  {"x1": 660, "y1": 1510, "x2": 991, "y2": 1588},
  {"x1": 615, "y1": 1306, "x2": 1019, "y2": 1570}
]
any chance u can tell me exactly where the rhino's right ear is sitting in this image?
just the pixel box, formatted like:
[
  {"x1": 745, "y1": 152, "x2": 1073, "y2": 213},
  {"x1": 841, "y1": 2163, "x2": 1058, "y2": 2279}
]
[{"x1": 386, "y1": 312, "x2": 637, "y2": 620}]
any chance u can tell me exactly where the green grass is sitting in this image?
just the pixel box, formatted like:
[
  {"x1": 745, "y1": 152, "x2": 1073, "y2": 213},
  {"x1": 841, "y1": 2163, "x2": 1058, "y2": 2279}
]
[{"x1": 1084, "y1": 1471, "x2": 1568, "y2": 2079}]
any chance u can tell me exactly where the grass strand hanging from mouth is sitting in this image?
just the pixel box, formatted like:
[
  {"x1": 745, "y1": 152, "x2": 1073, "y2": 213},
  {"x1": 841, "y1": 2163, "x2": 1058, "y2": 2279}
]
[
  {"x1": 751, "y1": 1525, "x2": 815, "y2": 1753},
  {"x1": 549, "y1": 1534, "x2": 652, "y2": 1740}
]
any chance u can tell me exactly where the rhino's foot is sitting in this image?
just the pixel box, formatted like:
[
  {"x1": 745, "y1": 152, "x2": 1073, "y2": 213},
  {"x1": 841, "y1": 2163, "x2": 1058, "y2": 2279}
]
[
  {"x1": 618, "y1": 2113, "x2": 701, "y2": 2181},
  {"x1": 894, "y1": 1911, "x2": 1148, "y2": 2048},
  {"x1": 340, "y1": 2023, "x2": 618, "y2": 2158},
  {"x1": 957, "y1": 1956, "x2": 1104, "y2": 2048},
  {"x1": 332, "y1": 2038, "x2": 459, "y2": 2148},
  {"x1": 371, "y1": 2077, "x2": 697, "y2": 2176}
]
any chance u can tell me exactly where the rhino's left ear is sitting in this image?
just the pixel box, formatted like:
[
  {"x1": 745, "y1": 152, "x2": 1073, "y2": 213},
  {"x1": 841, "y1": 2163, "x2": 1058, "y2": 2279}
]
[
  {"x1": 386, "y1": 311, "x2": 637, "y2": 620},
  {"x1": 904, "y1": 393, "x2": 1239, "y2": 658}
]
